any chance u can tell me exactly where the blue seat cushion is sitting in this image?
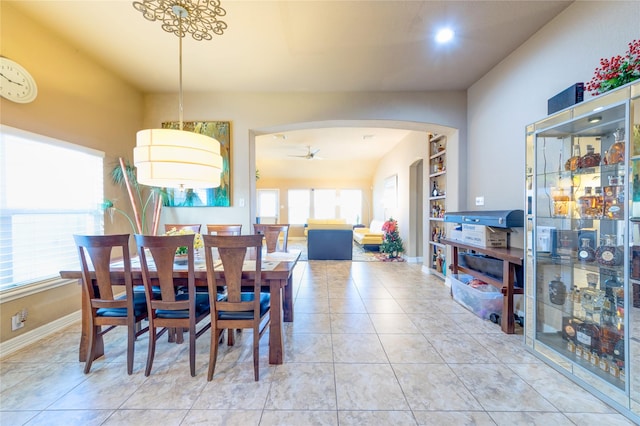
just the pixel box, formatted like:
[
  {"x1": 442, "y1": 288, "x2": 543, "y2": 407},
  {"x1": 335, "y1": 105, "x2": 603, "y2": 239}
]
[
  {"x1": 155, "y1": 292, "x2": 211, "y2": 319},
  {"x1": 96, "y1": 292, "x2": 147, "y2": 317},
  {"x1": 134, "y1": 285, "x2": 162, "y2": 297},
  {"x1": 217, "y1": 292, "x2": 270, "y2": 320}
]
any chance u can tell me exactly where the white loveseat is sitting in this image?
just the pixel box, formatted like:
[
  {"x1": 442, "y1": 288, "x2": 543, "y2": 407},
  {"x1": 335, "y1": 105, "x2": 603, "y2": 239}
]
[{"x1": 353, "y1": 219, "x2": 385, "y2": 250}]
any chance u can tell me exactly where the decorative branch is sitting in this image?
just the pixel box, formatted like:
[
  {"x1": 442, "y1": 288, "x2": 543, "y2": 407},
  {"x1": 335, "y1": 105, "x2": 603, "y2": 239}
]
[{"x1": 119, "y1": 157, "x2": 143, "y2": 234}]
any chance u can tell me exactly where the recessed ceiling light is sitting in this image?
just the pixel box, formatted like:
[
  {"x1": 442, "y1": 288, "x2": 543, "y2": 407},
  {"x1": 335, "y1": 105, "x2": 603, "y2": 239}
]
[
  {"x1": 588, "y1": 116, "x2": 602, "y2": 123},
  {"x1": 435, "y1": 28, "x2": 454, "y2": 44}
]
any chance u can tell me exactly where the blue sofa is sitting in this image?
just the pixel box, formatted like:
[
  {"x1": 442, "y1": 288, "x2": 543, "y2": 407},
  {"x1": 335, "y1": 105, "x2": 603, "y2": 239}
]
[{"x1": 307, "y1": 229, "x2": 353, "y2": 260}]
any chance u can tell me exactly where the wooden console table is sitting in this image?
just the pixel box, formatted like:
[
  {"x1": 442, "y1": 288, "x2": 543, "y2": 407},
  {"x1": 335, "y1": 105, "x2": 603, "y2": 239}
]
[{"x1": 441, "y1": 238, "x2": 524, "y2": 334}]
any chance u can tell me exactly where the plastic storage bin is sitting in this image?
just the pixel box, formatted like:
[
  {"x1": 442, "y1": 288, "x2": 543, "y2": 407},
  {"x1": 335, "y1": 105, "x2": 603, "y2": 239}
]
[{"x1": 448, "y1": 273, "x2": 503, "y2": 320}]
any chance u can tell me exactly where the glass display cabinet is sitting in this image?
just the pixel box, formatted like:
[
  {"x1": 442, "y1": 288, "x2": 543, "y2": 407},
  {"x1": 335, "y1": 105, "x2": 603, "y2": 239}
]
[{"x1": 525, "y1": 80, "x2": 640, "y2": 422}]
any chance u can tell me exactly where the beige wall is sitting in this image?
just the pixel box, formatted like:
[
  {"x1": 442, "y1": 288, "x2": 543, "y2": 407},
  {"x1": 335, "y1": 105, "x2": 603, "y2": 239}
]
[
  {"x1": 0, "y1": 4, "x2": 143, "y2": 343},
  {"x1": 467, "y1": 0, "x2": 640, "y2": 249},
  {"x1": 147, "y1": 93, "x2": 468, "y2": 260},
  {"x1": 8, "y1": 0, "x2": 635, "y2": 344}
]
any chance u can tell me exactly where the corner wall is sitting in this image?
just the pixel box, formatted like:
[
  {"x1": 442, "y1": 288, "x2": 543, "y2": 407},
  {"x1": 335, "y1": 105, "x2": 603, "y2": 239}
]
[{"x1": 0, "y1": 4, "x2": 143, "y2": 344}]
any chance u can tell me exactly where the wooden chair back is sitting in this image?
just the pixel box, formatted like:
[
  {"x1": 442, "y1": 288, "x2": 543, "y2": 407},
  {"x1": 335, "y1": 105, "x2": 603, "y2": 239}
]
[
  {"x1": 206, "y1": 224, "x2": 242, "y2": 235},
  {"x1": 134, "y1": 233, "x2": 211, "y2": 377},
  {"x1": 73, "y1": 233, "x2": 148, "y2": 374},
  {"x1": 203, "y1": 234, "x2": 269, "y2": 380},
  {"x1": 253, "y1": 224, "x2": 289, "y2": 253},
  {"x1": 164, "y1": 224, "x2": 202, "y2": 234}
]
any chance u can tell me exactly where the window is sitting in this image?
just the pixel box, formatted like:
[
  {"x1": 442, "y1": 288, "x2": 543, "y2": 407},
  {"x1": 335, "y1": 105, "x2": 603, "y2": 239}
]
[
  {"x1": 339, "y1": 189, "x2": 362, "y2": 224},
  {"x1": 0, "y1": 125, "x2": 104, "y2": 292},
  {"x1": 313, "y1": 189, "x2": 337, "y2": 219},
  {"x1": 257, "y1": 189, "x2": 279, "y2": 223},
  {"x1": 288, "y1": 190, "x2": 310, "y2": 224},
  {"x1": 288, "y1": 188, "x2": 363, "y2": 224}
]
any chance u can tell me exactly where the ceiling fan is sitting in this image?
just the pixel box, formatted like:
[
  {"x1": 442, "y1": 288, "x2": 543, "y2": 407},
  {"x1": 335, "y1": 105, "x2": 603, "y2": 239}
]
[{"x1": 289, "y1": 145, "x2": 321, "y2": 160}]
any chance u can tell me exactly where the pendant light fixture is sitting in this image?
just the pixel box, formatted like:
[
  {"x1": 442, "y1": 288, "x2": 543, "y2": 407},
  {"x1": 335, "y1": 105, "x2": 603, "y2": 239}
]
[{"x1": 132, "y1": 0, "x2": 227, "y2": 189}]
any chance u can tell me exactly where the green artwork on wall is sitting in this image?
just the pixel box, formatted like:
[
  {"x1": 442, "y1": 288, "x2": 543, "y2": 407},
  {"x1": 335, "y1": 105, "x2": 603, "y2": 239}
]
[{"x1": 161, "y1": 121, "x2": 231, "y2": 207}]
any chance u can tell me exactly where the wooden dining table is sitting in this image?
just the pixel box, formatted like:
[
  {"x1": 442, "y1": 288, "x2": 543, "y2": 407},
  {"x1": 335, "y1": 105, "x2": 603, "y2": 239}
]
[{"x1": 59, "y1": 249, "x2": 300, "y2": 366}]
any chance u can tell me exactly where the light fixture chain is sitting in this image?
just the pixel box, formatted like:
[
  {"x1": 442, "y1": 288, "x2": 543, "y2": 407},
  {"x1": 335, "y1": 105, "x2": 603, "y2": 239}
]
[{"x1": 178, "y1": 9, "x2": 184, "y2": 130}]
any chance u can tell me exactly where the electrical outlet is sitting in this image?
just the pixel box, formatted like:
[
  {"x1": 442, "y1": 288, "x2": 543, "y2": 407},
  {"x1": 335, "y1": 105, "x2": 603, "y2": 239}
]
[
  {"x1": 11, "y1": 314, "x2": 24, "y2": 331},
  {"x1": 475, "y1": 196, "x2": 485, "y2": 206}
]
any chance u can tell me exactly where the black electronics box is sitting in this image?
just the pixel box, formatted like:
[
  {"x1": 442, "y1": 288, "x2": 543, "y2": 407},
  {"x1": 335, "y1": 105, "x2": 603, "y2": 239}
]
[{"x1": 548, "y1": 83, "x2": 584, "y2": 114}]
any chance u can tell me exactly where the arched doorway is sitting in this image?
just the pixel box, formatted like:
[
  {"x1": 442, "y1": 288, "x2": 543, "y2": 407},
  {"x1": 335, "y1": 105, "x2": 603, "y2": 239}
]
[{"x1": 250, "y1": 119, "x2": 459, "y2": 267}]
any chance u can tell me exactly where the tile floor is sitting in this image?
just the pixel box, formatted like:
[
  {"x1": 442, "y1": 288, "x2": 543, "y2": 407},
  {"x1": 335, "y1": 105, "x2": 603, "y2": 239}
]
[{"x1": 0, "y1": 261, "x2": 636, "y2": 425}]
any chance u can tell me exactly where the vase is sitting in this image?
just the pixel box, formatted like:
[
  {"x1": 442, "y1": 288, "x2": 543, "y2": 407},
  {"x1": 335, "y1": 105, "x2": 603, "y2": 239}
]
[{"x1": 174, "y1": 254, "x2": 188, "y2": 265}]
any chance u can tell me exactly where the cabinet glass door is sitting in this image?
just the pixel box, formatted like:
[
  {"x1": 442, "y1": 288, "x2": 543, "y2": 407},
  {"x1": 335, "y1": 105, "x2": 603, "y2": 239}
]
[
  {"x1": 629, "y1": 96, "x2": 640, "y2": 408},
  {"x1": 533, "y1": 102, "x2": 628, "y2": 390}
]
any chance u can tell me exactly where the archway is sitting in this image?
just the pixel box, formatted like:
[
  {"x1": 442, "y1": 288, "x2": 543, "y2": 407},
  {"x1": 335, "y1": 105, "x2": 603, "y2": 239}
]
[{"x1": 250, "y1": 119, "x2": 459, "y2": 267}]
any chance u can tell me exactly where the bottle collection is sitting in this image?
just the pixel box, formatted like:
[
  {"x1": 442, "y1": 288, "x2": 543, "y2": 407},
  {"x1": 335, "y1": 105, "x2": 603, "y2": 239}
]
[
  {"x1": 564, "y1": 129, "x2": 626, "y2": 172},
  {"x1": 544, "y1": 128, "x2": 628, "y2": 383},
  {"x1": 553, "y1": 272, "x2": 625, "y2": 381},
  {"x1": 553, "y1": 176, "x2": 625, "y2": 220},
  {"x1": 554, "y1": 129, "x2": 627, "y2": 220},
  {"x1": 431, "y1": 225, "x2": 445, "y2": 243}
]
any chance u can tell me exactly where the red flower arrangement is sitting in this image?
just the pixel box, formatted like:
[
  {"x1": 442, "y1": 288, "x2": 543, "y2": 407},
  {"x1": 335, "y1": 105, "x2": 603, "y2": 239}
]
[
  {"x1": 381, "y1": 219, "x2": 396, "y2": 234},
  {"x1": 586, "y1": 39, "x2": 640, "y2": 95},
  {"x1": 380, "y1": 217, "x2": 404, "y2": 257}
]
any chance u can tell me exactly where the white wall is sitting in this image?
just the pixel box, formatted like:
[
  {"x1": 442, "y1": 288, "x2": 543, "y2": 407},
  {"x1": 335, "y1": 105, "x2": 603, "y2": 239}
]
[{"x1": 467, "y1": 0, "x2": 640, "y2": 249}]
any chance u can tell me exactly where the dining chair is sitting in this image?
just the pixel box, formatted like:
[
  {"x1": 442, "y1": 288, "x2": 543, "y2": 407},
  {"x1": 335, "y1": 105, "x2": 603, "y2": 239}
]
[
  {"x1": 253, "y1": 224, "x2": 289, "y2": 253},
  {"x1": 73, "y1": 234, "x2": 149, "y2": 375},
  {"x1": 134, "y1": 233, "x2": 212, "y2": 377},
  {"x1": 206, "y1": 224, "x2": 242, "y2": 235},
  {"x1": 164, "y1": 224, "x2": 202, "y2": 234},
  {"x1": 203, "y1": 234, "x2": 270, "y2": 381}
]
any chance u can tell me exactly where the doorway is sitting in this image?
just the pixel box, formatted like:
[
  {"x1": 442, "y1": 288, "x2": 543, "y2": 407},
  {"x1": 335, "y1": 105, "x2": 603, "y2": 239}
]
[{"x1": 409, "y1": 159, "x2": 424, "y2": 261}]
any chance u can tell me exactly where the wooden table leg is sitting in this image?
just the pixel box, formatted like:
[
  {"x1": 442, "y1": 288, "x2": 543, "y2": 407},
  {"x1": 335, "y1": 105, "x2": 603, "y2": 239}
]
[
  {"x1": 268, "y1": 279, "x2": 285, "y2": 364},
  {"x1": 79, "y1": 280, "x2": 103, "y2": 362},
  {"x1": 283, "y1": 275, "x2": 294, "y2": 323},
  {"x1": 501, "y1": 263, "x2": 515, "y2": 334}
]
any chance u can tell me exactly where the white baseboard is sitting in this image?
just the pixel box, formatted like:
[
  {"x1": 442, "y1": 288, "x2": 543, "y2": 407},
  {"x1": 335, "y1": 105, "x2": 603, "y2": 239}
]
[{"x1": 0, "y1": 310, "x2": 81, "y2": 359}]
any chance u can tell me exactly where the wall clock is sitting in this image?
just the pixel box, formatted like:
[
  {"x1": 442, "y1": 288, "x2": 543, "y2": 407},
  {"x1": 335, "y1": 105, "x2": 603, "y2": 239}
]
[{"x1": 0, "y1": 57, "x2": 38, "y2": 103}]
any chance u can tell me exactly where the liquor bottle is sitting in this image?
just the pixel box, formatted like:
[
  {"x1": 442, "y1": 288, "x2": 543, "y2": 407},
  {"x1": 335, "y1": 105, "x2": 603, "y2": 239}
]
[
  {"x1": 551, "y1": 187, "x2": 571, "y2": 217},
  {"x1": 578, "y1": 187, "x2": 598, "y2": 219},
  {"x1": 548, "y1": 274, "x2": 567, "y2": 305},
  {"x1": 432, "y1": 181, "x2": 439, "y2": 197},
  {"x1": 594, "y1": 187, "x2": 604, "y2": 218},
  {"x1": 581, "y1": 273, "x2": 605, "y2": 323},
  {"x1": 576, "y1": 317, "x2": 601, "y2": 354},
  {"x1": 604, "y1": 175, "x2": 625, "y2": 219},
  {"x1": 580, "y1": 144, "x2": 601, "y2": 168},
  {"x1": 565, "y1": 144, "x2": 582, "y2": 171},
  {"x1": 600, "y1": 321, "x2": 622, "y2": 357},
  {"x1": 607, "y1": 128, "x2": 625, "y2": 165},
  {"x1": 599, "y1": 354, "x2": 610, "y2": 373},
  {"x1": 572, "y1": 287, "x2": 584, "y2": 320},
  {"x1": 596, "y1": 235, "x2": 623, "y2": 266},
  {"x1": 601, "y1": 274, "x2": 620, "y2": 324},
  {"x1": 577, "y1": 238, "x2": 596, "y2": 263}
]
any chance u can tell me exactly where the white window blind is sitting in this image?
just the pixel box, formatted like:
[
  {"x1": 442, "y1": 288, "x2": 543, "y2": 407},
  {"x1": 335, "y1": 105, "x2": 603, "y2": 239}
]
[{"x1": 0, "y1": 125, "x2": 104, "y2": 291}]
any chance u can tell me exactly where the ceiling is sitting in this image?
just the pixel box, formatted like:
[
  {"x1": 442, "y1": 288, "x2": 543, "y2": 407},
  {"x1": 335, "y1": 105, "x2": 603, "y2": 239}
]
[{"x1": 10, "y1": 0, "x2": 572, "y2": 180}]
